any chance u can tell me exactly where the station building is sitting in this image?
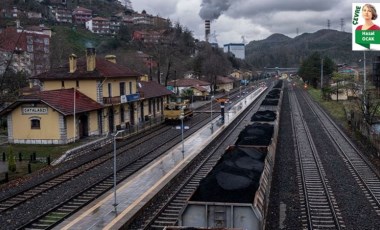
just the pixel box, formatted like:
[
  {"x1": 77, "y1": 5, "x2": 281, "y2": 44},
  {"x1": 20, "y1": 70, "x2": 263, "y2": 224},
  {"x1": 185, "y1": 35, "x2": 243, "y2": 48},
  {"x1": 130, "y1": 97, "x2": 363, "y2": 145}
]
[{"x1": 0, "y1": 48, "x2": 173, "y2": 144}]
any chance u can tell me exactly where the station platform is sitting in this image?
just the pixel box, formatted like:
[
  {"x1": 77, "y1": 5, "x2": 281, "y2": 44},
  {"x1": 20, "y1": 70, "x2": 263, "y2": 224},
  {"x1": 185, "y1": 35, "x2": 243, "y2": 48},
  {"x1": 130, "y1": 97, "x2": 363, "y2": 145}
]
[{"x1": 55, "y1": 87, "x2": 266, "y2": 230}]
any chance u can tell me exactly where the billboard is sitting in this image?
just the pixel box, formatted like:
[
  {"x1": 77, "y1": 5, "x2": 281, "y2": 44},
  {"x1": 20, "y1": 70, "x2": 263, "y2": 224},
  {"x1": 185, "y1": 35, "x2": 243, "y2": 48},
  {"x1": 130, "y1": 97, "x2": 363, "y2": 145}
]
[{"x1": 352, "y1": 3, "x2": 380, "y2": 50}]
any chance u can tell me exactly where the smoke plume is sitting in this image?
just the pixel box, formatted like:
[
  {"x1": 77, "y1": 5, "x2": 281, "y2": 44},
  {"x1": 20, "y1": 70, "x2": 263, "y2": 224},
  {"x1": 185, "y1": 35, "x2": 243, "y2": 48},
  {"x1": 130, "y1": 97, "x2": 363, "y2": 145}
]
[{"x1": 199, "y1": 0, "x2": 232, "y2": 20}]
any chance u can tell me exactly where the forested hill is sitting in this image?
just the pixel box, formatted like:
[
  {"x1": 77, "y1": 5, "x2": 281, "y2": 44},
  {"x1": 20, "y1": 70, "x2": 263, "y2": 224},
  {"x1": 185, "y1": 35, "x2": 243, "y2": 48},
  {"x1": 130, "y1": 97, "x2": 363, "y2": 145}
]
[{"x1": 245, "y1": 29, "x2": 379, "y2": 68}]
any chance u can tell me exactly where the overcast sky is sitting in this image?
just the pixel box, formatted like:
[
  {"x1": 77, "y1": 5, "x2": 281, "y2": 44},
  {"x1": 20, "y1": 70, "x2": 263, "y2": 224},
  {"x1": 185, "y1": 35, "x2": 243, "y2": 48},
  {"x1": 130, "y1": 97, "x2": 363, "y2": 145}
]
[{"x1": 130, "y1": 0, "x2": 372, "y2": 47}]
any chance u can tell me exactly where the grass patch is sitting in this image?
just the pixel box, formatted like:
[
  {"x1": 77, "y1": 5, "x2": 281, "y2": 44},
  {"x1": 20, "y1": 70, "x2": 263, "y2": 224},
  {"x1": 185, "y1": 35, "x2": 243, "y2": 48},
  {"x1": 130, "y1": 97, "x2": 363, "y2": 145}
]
[
  {"x1": 0, "y1": 138, "x2": 96, "y2": 183},
  {"x1": 307, "y1": 88, "x2": 347, "y2": 124}
]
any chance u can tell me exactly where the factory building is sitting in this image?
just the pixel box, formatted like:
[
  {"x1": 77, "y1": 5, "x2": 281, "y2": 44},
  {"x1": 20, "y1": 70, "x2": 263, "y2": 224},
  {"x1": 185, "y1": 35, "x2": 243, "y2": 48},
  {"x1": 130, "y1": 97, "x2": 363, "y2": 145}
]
[{"x1": 223, "y1": 43, "x2": 245, "y2": 60}]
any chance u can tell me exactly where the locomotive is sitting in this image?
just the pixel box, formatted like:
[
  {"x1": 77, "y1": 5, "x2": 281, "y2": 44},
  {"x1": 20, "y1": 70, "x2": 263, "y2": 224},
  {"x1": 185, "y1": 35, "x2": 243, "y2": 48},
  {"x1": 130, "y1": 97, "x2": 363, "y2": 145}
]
[{"x1": 163, "y1": 98, "x2": 193, "y2": 122}]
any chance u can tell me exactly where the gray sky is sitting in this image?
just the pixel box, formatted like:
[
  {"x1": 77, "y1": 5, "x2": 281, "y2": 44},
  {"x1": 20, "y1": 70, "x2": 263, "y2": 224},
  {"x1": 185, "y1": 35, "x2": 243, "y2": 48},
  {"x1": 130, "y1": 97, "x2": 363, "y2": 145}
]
[{"x1": 131, "y1": 0, "x2": 369, "y2": 46}]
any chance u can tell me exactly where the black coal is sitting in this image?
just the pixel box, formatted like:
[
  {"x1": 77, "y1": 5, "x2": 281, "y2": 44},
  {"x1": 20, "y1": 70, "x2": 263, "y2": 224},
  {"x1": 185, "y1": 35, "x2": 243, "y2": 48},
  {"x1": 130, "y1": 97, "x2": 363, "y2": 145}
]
[
  {"x1": 251, "y1": 110, "x2": 277, "y2": 122},
  {"x1": 235, "y1": 123, "x2": 274, "y2": 146},
  {"x1": 191, "y1": 146, "x2": 267, "y2": 203}
]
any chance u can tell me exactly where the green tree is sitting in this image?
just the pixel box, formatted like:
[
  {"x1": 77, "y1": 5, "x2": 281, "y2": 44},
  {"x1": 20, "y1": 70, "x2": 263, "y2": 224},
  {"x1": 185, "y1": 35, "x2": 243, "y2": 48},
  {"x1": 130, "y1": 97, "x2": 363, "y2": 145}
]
[
  {"x1": 331, "y1": 71, "x2": 353, "y2": 101},
  {"x1": 196, "y1": 44, "x2": 231, "y2": 93},
  {"x1": 118, "y1": 25, "x2": 132, "y2": 42},
  {"x1": 181, "y1": 88, "x2": 194, "y2": 97},
  {"x1": 298, "y1": 52, "x2": 336, "y2": 88}
]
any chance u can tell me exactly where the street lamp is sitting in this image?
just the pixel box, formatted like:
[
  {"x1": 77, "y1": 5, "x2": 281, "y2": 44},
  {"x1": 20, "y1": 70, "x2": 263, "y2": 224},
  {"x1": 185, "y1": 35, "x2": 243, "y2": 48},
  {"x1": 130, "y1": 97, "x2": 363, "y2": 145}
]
[
  {"x1": 210, "y1": 95, "x2": 214, "y2": 132},
  {"x1": 321, "y1": 58, "x2": 324, "y2": 90},
  {"x1": 112, "y1": 130, "x2": 123, "y2": 214},
  {"x1": 359, "y1": 52, "x2": 368, "y2": 116},
  {"x1": 180, "y1": 107, "x2": 185, "y2": 155}
]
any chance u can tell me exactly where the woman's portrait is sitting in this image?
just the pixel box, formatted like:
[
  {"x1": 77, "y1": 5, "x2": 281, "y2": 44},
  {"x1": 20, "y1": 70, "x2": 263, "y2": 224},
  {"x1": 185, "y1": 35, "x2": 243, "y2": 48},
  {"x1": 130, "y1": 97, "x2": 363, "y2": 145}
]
[{"x1": 356, "y1": 3, "x2": 380, "y2": 30}]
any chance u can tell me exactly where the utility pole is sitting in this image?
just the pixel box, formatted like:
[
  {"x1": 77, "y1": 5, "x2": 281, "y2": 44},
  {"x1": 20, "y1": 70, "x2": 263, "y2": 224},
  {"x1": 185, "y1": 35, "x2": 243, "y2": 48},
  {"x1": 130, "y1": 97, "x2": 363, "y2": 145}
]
[
  {"x1": 321, "y1": 58, "x2": 324, "y2": 90},
  {"x1": 363, "y1": 51, "x2": 367, "y2": 116}
]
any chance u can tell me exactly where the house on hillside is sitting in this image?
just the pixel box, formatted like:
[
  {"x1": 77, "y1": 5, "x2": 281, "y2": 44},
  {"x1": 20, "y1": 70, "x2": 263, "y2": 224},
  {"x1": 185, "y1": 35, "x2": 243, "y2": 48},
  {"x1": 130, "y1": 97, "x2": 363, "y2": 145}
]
[
  {"x1": 50, "y1": 7, "x2": 73, "y2": 23},
  {"x1": 0, "y1": 48, "x2": 173, "y2": 144},
  {"x1": 0, "y1": 26, "x2": 50, "y2": 76},
  {"x1": 86, "y1": 17, "x2": 110, "y2": 34},
  {"x1": 132, "y1": 29, "x2": 168, "y2": 44},
  {"x1": 167, "y1": 79, "x2": 211, "y2": 96},
  {"x1": 216, "y1": 76, "x2": 235, "y2": 92},
  {"x1": 72, "y1": 6, "x2": 92, "y2": 24},
  {"x1": 132, "y1": 10, "x2": 153, "y2": 25},
  {"x1": 230, "y1": 70, "x2": 244, "y2": 80}
]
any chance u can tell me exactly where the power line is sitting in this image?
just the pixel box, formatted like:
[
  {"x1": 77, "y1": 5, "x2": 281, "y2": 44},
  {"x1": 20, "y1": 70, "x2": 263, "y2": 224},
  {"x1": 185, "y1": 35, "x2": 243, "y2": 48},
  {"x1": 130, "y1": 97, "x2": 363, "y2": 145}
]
[{"x1": 340, "y1": 18, "x2": 345, "y2": 32}]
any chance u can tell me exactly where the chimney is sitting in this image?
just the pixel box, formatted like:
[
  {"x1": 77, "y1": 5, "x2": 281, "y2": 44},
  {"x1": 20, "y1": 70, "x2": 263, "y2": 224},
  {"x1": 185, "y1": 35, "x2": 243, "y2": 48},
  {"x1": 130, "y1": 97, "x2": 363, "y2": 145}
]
[
  {"x1": 205, "y1": 20, "x2": 210, "y2": 42},
  {"x1": 69, "y1": 54, "x2": 77, "y2": 73},
  {"x1": 105, "y1": 55, "x2": 116, "y2": 64},
  {"x1": 86, "y1": 47, "x2": 96, "y2": 72},
  {"x1": 16, "y1": 20, "x2": 20, "y2": 29}
]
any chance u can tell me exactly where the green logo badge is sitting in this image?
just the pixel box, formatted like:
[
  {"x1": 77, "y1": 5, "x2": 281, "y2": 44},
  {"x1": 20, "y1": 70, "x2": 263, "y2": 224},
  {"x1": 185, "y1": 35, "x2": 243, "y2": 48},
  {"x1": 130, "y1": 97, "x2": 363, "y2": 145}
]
[{"x1": 355, "y1": 30, "x2": 380, "y2": 49}]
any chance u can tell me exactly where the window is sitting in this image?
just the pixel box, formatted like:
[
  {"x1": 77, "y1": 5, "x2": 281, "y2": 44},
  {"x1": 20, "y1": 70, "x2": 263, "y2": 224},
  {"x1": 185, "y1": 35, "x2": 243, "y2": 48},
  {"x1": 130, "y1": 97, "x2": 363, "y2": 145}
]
[
  {"x1": 76, "y1": 80, "x2": 79, "y2": 88},
  {"x1": 108, "y1": 83, "x2": 112, "y2": 97},
  {"x1": 61, "y1": 81, "x2": 65, "y2": 88},
  {"x1": 120, "y1": 82, "x2": 125, "y2": 96},
  {"x1": 31, "y1": 119, "x2": 40, "y2": 129},
  {"x1": 129, "y1": 82, "x2": 132, "y2": 94}
]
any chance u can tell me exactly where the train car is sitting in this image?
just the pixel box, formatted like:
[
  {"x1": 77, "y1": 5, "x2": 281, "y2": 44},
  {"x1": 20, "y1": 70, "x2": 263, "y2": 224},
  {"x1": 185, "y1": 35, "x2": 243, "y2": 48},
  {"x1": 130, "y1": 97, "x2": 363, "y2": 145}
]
[
  {"x1": 179, "y1": 80, "x2": 284, "y2": 230},
  {"x1": 163, "y1": 98, "x2": 193, "y2": 122}
]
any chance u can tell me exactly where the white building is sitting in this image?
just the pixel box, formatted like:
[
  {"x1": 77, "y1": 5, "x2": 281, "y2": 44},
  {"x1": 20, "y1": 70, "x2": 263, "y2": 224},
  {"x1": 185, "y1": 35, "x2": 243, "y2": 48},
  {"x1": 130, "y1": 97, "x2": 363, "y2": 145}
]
[{"x1": 223, "y1": 43, "x2": 245, "y2": 60}]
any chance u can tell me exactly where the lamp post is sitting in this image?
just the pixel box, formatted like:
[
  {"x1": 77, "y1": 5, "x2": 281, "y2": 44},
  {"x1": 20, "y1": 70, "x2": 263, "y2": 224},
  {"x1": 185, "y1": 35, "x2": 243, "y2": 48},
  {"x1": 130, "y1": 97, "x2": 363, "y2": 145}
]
[
  {"x1": 180, "y1": 107, "x2": 185, "y2": 155},
  {"x1": 112, "y1": 130, "x2": 123, "y2": 214},
  {"x1": 210, "y1": 95, "x2": 214, "y2": 132},
  {"x1": 321, "y1": 58, "x2": 324, "y2": 90},
  {"x1": 363, "y1": 51, "x2": 368, "y2": 116}
]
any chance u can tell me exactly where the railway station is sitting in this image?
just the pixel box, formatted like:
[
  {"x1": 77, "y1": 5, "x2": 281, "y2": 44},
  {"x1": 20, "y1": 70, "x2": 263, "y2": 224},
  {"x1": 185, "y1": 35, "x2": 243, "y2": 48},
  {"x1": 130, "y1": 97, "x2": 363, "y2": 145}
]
[{"x1": 54, "y1": 85, "x2": 269, "y2": 229}]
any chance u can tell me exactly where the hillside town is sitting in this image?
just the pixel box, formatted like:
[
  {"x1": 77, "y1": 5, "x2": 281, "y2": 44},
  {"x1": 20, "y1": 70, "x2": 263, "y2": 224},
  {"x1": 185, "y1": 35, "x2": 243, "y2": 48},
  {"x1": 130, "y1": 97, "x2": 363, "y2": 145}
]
[{"x1": 2, "y1": 1, "x2": 380, "y2": 230}]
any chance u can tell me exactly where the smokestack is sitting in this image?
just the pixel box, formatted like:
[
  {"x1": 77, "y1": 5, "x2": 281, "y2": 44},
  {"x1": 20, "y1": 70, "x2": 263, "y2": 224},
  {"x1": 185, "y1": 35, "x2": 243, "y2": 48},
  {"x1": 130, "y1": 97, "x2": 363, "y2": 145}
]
[{"x1": 205, "y1": 20, "x2": 210, "y2": 42}]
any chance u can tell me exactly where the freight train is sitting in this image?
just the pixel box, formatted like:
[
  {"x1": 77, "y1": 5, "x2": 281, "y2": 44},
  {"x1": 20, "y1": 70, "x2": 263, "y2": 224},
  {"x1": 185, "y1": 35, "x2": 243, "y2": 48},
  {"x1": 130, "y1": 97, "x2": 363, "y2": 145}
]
[{"x1": 179, "y1": 80, "x2": 284, "y2": 230}]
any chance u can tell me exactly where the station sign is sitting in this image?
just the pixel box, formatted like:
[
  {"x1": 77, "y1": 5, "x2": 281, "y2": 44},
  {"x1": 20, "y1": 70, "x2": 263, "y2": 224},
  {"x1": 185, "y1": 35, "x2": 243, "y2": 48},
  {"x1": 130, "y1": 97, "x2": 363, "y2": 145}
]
[
  {"x1": 121, "y1": 93, "x2": 140, "y2": 103},
  {"x1": 22, "y1": 106, "x2": 48, "y2": 115}
]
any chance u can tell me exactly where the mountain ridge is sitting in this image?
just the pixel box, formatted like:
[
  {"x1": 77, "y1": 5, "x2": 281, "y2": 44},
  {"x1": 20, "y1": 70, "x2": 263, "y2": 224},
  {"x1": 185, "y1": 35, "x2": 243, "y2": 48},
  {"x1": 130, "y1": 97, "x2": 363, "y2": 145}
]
[{"x1": 245, "y1": 29, "x2": 378, "y2": 68}]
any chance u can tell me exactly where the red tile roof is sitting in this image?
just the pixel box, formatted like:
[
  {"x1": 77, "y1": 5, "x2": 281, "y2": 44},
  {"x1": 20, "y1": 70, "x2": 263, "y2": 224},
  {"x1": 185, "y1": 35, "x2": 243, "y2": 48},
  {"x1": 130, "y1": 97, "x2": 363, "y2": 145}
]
[
  {"x1": 92, "y1": 17, "x2": 109, "y2": 21},
  {"x1": 191, "y1": 85, "x2": 208, "y2": 92},
  {"x1": 138, "y1": 81, "x2": 173, "y2": 99},
  {"x1": 167, "y1": 79, "x2": 210, "y2": 87},
  {"x1": 20, "y1": 88, "x2": 103, "y2": 115},
  {"x1": 216, "y1": 75, "x2": 235, "y2": 84},
  {"x1": 31, "y1": 57, "x2": 141, "y2": 80},
  {"x1": 73, "y1": 6, "x2": 92, "y2": 13}
]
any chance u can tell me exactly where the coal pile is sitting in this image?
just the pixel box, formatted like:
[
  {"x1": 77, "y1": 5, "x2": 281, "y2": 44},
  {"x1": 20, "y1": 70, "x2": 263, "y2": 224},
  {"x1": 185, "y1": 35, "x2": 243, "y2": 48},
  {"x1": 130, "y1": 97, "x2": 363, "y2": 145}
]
[
  {"x1": 235, "y1": 123, "x2": 274, "y2": 146},
  {"x1": 266, "y1": 89, "x2": 281, "y2": 99},
  {"x1": 261, "y1": 99, "x2": 279, "y2": 106},
  {"x1": 251, "y1": 110, "x2": 277, "y2": 122},
  {"x1": 191, "y1": 146, "x2": 267, "y2": 203},
  {"x1": 273, "y1": 80, "x2": 283, "y2": 88}
]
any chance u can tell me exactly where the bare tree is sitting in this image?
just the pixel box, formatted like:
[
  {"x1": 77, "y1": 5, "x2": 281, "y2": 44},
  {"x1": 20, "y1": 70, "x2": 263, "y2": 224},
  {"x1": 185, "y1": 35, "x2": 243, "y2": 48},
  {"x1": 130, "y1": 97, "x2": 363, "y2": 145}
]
[{"x1": 199, "y1": 44, "x2": 231, "y2": 93}]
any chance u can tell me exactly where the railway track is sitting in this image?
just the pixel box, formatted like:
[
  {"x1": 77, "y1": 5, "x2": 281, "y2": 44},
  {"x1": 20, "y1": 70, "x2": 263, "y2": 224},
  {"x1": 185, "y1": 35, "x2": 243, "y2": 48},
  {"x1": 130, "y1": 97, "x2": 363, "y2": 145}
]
[
  {"x1": 299, "y1": 89, "x2": 380, "y2": 216},
  {"x1": 0, "y1": 88, "x2": 251, "y2": 229},
  {"x1": 289, "y1": 88, "x2": 344, "y2": 229},
  {"x1": 126, "y1": 86, "x2": 267, "y2": 229},
  {"x1": 0, "y1": 124, "x2": 169, "y2": 213}
]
